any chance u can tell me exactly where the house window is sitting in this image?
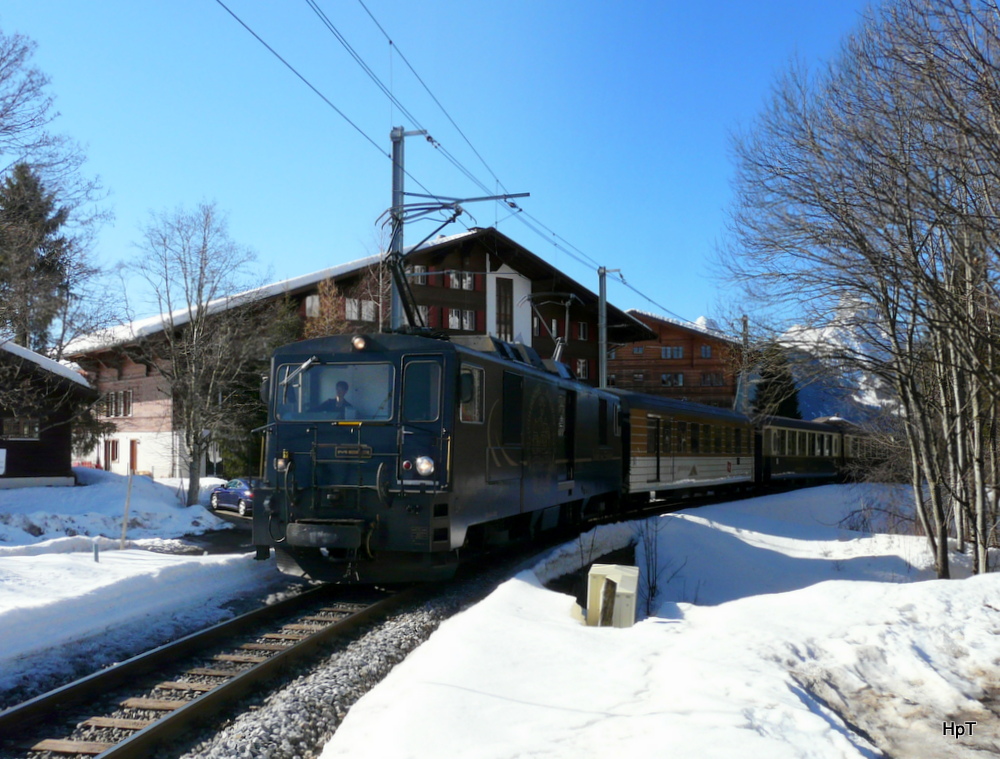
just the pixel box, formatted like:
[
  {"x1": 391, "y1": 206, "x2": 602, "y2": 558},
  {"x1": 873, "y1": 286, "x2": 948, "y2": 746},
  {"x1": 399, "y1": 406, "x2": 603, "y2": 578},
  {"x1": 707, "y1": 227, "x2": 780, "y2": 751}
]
[
  {"x1": 1, "y1": 417, "x2": 39, "y2": 440},
  {"x1": 305, "y1": 294, "x2": 320, "y2": 318},
  {"x1": 633, "y1": 346, "x2": 643, "y2": 355},
  {"x1": 462, "y1": 272, "x2": 474, "y2": 290},
  {"x1": 410, "y1": 264, "x2": 427, "y2": 285},
  {"x1": 417, "y1": 305, "x2": 429, "y2": 326},
  {"x1": 103, "y1": 390, "x2": 134, "y2": 418},
  {"x1": 662, "y1": 346, "x2": 683, "y2": 359},
  {"x1": 632, "y1": 373, "x2": 644, "y2": 382},
  {"x1": 661, "y1": 373, "x2": 684, "y2": 387},
  {"x1": 577, "y1": 322, "x2": 588, "y2": 341},
  {"x1": 449, "y1": 271, "x2": 463, "y2": 289},
  {"x1": 532, "y1": 316, "x2": 540, "y2": 337},
  {"x1": 496, "y1": 278, "x2": 514, "y2": 342},
  {"x1": 462, "y1": 309, "x2": 476, "y2": 331},
  {"x1": 550, "y1": 318, "x2": 559, "y2": 339},
  {"x1": 608, "y1": 349, "x2": 616, "y2": 360},
  {"x1": 361, "y1": 299, "x2": 377, "y2": 323},
  {"x1": 701, "y1": 372, "x2": 724, "y2": 386},
  {"x1": 608, "y1": 374, "x2": 616, "y2": 387},
  {"x1": 345, "y1": 298, "x2": 360, "y2": 320},
  {"x1": 576, "y1": 359, "x2": 589, "y2": 379},
  {"x1": 700, "y1": 344, "x2": 712, "y2": 359},
  {"x1": 448, "y1": 309, "x2": 462, "y2": 329}
]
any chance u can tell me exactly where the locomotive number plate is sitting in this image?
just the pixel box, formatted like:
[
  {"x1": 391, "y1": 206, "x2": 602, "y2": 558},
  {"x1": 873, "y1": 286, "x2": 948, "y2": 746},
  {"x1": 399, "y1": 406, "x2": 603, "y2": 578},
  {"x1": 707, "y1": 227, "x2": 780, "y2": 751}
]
[{"x1": 335, "y1": 444, "x2": 373, "y2": 459}]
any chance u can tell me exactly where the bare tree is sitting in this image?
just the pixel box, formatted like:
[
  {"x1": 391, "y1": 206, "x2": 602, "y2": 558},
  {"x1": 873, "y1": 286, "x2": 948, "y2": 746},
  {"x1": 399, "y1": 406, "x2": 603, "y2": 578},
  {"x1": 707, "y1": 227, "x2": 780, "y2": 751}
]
[
  {"x1": 302, "y1": 262, "x2": 392, "y2": 340},
  {"x1": 127, "y1": 202, "x2": 296, "y2": 505},
  {"x1": 723, "y1": 0, "x2": 1000, "y2": 576}
]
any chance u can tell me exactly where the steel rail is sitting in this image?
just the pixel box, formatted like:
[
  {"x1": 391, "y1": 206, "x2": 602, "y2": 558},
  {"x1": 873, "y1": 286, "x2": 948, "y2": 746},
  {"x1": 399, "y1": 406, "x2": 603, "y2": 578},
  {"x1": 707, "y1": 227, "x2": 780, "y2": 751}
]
[
  {"x1": 0, "y1": 583, "x2": 421, "y2": 755},
  {"x1": 94, "y1": 584, "x2": 424, "y2": 759}
]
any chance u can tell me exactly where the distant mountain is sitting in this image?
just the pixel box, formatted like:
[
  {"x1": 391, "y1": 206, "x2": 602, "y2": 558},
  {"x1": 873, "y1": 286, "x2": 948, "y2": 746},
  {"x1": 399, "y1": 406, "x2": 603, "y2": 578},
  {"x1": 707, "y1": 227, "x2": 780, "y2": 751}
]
[{"x1": 773, "y1": 299, "x2": 895, "y2": 424}]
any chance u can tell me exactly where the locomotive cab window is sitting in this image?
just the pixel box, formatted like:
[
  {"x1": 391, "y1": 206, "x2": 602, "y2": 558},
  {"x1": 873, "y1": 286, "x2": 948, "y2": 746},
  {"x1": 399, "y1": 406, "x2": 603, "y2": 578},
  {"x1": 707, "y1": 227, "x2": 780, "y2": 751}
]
[
  {"x1": 276, "y1": 361, "x2": 394, "y2": 421},
  {"x1": 459, "y1": 365, "x2": 484, "y2": 423},
  {"x1": 402, "y1": 360, "x2": 442, "y2": 422}
]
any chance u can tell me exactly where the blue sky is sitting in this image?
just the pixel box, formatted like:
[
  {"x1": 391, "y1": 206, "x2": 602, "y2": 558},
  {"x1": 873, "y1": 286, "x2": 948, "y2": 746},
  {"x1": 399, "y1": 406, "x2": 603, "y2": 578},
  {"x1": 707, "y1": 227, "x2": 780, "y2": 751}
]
[{"x1": 0, "y1": 1, "x2": 871, "y2": 325}]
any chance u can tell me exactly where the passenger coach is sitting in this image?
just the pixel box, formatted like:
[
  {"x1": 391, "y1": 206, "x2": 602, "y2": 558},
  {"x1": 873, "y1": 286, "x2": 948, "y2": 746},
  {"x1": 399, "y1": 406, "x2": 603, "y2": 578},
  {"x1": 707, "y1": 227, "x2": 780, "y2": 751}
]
[{"x1": 613, "y1": 391, "x2": 756, "y2": 500}]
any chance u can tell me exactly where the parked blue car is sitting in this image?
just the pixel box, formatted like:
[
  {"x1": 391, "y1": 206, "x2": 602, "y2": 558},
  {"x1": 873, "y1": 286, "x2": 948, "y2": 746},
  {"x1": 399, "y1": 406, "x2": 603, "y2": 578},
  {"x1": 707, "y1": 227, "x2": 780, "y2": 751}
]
[{"x1": 209, "y1": 478, "x2": 261, "y2": 517}]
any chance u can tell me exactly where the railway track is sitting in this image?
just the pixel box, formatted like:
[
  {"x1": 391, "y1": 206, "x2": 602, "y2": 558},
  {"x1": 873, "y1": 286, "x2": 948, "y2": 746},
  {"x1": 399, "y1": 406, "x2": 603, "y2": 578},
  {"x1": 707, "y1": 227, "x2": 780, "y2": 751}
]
[{"x1": 0, "y1": 583, "x2": 423, "y2": 759}]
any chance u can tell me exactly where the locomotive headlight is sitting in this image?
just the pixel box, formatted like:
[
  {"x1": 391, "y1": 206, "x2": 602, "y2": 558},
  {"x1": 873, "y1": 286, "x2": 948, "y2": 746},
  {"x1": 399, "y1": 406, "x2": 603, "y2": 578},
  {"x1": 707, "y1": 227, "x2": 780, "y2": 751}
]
[
  {"x1": 415, "y1": 456, "x2": 435, "y2": 476},
  {"x1": 351, "y1": 335, "x2": 367, "y2": 351}
]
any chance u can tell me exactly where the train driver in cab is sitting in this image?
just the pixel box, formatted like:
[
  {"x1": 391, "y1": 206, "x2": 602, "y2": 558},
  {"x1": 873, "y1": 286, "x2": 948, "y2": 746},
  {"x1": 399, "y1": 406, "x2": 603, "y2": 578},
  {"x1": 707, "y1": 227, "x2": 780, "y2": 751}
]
[{"x1": 319, "y1": 380, "x2": 354, "y2": 419}]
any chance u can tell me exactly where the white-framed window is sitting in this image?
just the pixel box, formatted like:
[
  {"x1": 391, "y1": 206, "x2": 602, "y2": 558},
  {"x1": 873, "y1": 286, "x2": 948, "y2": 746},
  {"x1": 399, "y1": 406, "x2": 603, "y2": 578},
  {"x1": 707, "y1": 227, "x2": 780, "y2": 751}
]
[
  {"x1": 462, "y1": 272, "x2": 475, "y2": 290},
  {"x1": 532, "y1": 316, "x2": 540, "y2": 337},
  {"x1": 576, "y1": 359, "x2": 589, "y2": 379},
  {"x1": 661, "y1": 373, "x2": 684, "y2": 387},
  {"x1": 417, "y1": 304, "x2": 430, "y2": 326},
  {"x1": 361, "y1": 299, "x2": 377, "y2": 323},
  {"x1": 449, "y1": 272, "x2": 462, "y2": 289},
  {"x1": 550, "y1": 318, "x2": 558, "y2": 338},
  {"x1": 103, "y1": 390, "x2": 134, "y2": 418},
  {"x1": 345, "y1": 298, "x2": 360, "y2": 320},
  {"x1": 662, "y1": 346, "x2": 683, "y2": 359},
  {"x1": 633, "y1": 372, "x2": 644, "y2": 382},
  {"x1": 462, "y1": 309, "x2": 476, "y2": 331},
  {"x1": 448, "y1": 309, "x2": 462, "y2": 329},
  {"x1": 305, "y1": 294, "x2": 320, "y2": 318},
  {"x1": 577, "y1": 321, "x2": 588, "y2": 341},
  {"x1": 410, "y1": 264, "x2": 427, "y2": 285},
  {"x1": 700, "y1": 344, "x2": 712, "y2": 359},
  {"x1": 633, "y1": 346, "x2": 644, "y2": 355}
]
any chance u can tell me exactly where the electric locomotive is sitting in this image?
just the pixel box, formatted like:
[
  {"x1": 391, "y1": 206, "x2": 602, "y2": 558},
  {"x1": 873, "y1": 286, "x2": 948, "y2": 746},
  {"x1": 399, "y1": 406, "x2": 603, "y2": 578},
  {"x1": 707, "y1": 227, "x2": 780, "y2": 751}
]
[{"x1": 252, "y1": 331, "x2": 622, "y2": 582}]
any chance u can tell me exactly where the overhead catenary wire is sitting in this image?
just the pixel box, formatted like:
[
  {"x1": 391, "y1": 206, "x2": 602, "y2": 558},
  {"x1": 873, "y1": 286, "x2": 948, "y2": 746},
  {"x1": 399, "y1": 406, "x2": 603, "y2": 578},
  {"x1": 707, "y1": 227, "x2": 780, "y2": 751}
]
[
  {"x1": 222, "y1": 0, "x2": 701, "y2": 328},
  {"x1": 214, "y1": 0, "x2": 452, "y2": 209}
]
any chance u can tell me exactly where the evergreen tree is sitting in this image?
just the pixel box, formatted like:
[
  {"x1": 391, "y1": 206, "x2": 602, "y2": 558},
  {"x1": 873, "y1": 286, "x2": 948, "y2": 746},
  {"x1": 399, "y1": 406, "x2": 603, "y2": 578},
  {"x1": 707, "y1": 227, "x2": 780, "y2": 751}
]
[
  {"x1": 752, "y1": 343, "x2": 801, "y2": 419},
  {"x1": 0, "y1": 162, "x2": 70, "y2": 350}
]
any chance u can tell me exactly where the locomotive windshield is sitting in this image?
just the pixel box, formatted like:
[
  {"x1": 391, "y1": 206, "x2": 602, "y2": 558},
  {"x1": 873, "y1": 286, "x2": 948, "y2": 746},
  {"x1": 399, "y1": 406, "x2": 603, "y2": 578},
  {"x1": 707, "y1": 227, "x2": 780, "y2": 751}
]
[{"x1": 275, "y1": 361, "x2": 394, "y2": 421}]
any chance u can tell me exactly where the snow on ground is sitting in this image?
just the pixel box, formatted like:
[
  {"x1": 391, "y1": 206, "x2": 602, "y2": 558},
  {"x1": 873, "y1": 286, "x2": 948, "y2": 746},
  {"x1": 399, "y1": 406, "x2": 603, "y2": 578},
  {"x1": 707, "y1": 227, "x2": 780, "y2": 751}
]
[
  {"x1": 0, "y1": 468, "x2": 293, "y2": 704},
  {"x1": 321, "y1": 485, "x2": 1000, "y2": 759},
  {"x1": 3, "y1": 474, "x2": 998, "y2": 757}
]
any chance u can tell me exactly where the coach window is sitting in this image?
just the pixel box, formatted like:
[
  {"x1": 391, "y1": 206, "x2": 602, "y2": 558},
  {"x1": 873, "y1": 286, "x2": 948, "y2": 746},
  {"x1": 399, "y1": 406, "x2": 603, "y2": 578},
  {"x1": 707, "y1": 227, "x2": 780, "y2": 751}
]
[
  {"x1": 677, "y1": 421, "x2": 688, "y2": 453},
  {"x1": 402, "y1": 361, "x2": 441, "y2": 423},
  {"x1": 662, "y1": 420, "x2": 672, "y2": 454},
  {"x1": 690, "y1": 422, "x2": 700, "y2": 454},
  {"x1": 459, "y1": 365, "x2": 484, "y2": 423}
]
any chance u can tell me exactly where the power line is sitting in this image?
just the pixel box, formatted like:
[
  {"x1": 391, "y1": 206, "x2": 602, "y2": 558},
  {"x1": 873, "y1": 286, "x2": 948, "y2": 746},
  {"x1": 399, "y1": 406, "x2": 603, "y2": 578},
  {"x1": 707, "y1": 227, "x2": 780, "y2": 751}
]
[
  {"x1": 214, "y1": 0, "x2": 386, "y2": 159},
  {"x1": 215, "y1": 0, "x2": 452, "y2": 210},
  {"x1": 224, "y1": 0, "x2": 699, "y2": 327},
  {"x1": 356, "y1": 0, "x2": 509, "y2": 196}
]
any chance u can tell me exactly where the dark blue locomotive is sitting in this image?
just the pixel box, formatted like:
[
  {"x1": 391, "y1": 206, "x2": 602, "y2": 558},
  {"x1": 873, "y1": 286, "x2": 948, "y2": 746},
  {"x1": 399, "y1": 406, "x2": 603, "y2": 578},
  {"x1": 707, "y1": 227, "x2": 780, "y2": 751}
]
[
  {"x1": 252, "y1": 331, "x2": 860, "y2": 582},
  {"x1": 252, "y1": 332, "x2": 621, "y2": 582}
]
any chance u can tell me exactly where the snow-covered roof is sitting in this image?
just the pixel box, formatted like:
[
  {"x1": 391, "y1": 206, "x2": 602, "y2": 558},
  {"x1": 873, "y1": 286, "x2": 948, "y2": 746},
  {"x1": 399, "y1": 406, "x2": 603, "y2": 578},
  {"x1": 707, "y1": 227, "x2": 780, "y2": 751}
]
[
  {"x1": 0, "y1": 340, "x2": 93, "y2": 390},
  {"x1": 628, "y1": 309, "x2": 738, "y2": 343},
  {"x1": 65, "y1": 231, "x2": 482, "y2": 356}
]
